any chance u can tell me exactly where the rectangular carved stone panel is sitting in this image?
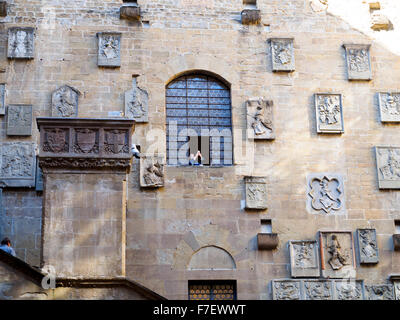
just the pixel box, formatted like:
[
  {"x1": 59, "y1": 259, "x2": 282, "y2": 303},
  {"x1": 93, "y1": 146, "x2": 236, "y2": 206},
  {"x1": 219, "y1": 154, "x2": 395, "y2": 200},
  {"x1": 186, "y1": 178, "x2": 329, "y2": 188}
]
[
  {"x1": 334, "y1": 280, "x2": 365, "y2": 300},
  {"x1": 356, "y1": 228, "x2": 379, "y2": 264},
  {"x1": 319, "y1": 231, "x2": 356, "y2": 279},
  {"x1": 306, "y1": 173, "x2": 345, "y2": 215},
  {"x1": 246, "y1": 98, "x2": 274, "y2": 140},
  {"x1": 72, "y1": 128, "x2": 100, "y2": 154},
  {"x1": 343, "y1": 44, "x2": 372, "y2": 80},
  {"x1": 375, "y1": 146, "x2": 400, "y2": 189},
  {"x1": 244, "y1": 176, "x2": 267, "y2": 209},
  {"x1": 270, "y1": 38, "x2": 295, "y2": 72},
  {"x1": 365, "y1": 285, "x2": 394, "y2": 300},
  {"x1": 394, "y1": 281, "x2": 400, "y2": 300},
  {"x1": 271, "y1": 280, "x2": 301, "y2": 300},
  {"x1": 378, "y1": 93, "x2": 400, "y2": 122},
  {"x1": 0, "y1": 142, "x2": 36, "y2": 187},
  {"x1": 104, "y1": 129, "x2": 130, "y2": 155},
  {"x1": 303, "y1": 280, "x2": 333, "y2": 300},
  {"x1": 7, "y1": 104, "x2": 32, "y2": 136},
  {"x1": 0, "y1": 84, "x2": 5, "y2": 115},
  {"x1": 7, "y1": 27, "x2": 34, "y2": 59},
  {"x1": 289, "y1": 240, "x2": 320, "y2": 278},
  {"x1": 97, "y1": 32, "x2": 121, "y2": 67},
  {"x1": 315, "y1": 94, "x2": 344, "y2": 133},
  {"x1": 140, "y1": 154, "x2": 165, "y2": 188},
  {"x1": 51, "y1": 85, "x2": 80, "y2": 118},
  {"x1": 125, "y1": 77, "x2": 149, "y2": 122}
]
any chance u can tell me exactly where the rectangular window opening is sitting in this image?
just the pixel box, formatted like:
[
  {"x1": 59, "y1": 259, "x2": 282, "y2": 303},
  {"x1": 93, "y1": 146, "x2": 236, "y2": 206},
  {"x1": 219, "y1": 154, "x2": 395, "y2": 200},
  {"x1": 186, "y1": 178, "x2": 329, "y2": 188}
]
[
  {"x1": 260, "y1": 219, "x2": 272, "y2": 233},
  {"x1": 188, "y1": 280, "x2": 237, "y2": 300}
]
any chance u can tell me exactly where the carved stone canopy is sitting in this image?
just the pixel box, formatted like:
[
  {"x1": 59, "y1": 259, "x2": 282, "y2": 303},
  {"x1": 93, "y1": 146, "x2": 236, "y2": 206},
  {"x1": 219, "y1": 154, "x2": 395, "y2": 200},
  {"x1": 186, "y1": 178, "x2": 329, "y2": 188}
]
[{"x1": 36, "y1": 118, "x2": 134, "y2": 172}]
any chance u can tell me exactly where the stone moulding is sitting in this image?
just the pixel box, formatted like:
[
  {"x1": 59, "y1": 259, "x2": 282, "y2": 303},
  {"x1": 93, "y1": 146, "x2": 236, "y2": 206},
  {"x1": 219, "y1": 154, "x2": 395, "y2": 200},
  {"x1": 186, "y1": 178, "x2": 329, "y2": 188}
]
[
  {"x1": 36, "y1": 117, "x2": 134, "y2": 172},
  {"x1": 356, "y1": 228, "x2": 379, "y2": 264},
  {"x1": 241, "y1": 9, "x2": 261, "y2": 25},
  {"x1": 288, "y1": 240, "x2": 320, "y2": 278},
  {"x1": 272, "y1": 279, "x2": 365, "y2": 300},
  {"x1": 257, "y1": 233, "x2": 278, "y2": 250},
  {"x1": 375, "y1": 146, "x2": 400, "y2": 189},
  {"x1": 319, "y1": 231, "x2": 356, "y2": 279},
  {"x1": 120, "y1": 4, "x2": 141, "y2": 21},
  {"x1": 343, "y1": 44, "x2": 372, "y2": 80}
]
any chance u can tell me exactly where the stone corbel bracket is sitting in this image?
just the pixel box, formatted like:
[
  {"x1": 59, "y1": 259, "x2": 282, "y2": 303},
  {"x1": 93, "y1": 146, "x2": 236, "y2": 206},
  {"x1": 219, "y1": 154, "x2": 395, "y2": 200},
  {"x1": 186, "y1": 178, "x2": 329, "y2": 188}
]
[
  {"x1": 241, "y1": 9, "x2": 261, "y2": 25},
  {"x1": 257, "y1": 233, "x2": 279, "y2": 250},
  {"x1": 37, "y1": 117, "x2": 135, "y2": 173},
  {"x1": 120, "y1": 2, "x2": 141, "y2": 21}
]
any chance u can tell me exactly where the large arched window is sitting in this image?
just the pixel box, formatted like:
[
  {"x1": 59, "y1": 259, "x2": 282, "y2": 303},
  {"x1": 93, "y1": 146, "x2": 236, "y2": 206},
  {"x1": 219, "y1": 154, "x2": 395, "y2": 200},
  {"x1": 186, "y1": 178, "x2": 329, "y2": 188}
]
[{"x1": 166, "y1": 73, "x2": 233, "y2": 166}]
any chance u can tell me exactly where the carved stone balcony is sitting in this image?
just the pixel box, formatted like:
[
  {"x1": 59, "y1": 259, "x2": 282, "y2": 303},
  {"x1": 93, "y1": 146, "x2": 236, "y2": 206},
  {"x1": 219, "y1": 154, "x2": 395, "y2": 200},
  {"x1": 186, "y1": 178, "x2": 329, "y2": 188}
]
[
  {"x1": 120, "y1": 3, "x2": 141, "y2": 21},
  {"x1": 257, "y1": 233, "x2": 279, "y2": 250},
  {"x1": 241, "y1": 9, "x2": 261, "y2": 25},
  {"x1": 393, "y1": 234, "x2": 400, "y2": 251},
  {"x1": 36, "y1": 118, "x2": 134, "y2": 172}
]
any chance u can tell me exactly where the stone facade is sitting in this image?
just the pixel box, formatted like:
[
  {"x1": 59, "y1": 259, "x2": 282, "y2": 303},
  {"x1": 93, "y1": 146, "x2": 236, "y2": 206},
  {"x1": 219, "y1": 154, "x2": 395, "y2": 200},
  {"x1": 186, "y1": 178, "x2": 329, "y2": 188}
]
[{"x1": 1, "y1": 0, "x2": 400, "y2": 300}]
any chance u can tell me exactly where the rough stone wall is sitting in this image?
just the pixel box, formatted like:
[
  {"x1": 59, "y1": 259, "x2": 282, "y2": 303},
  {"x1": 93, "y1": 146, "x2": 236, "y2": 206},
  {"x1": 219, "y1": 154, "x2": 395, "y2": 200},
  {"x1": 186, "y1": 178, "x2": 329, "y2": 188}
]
[{"x1": 0, "y1": 0, "x2": 400, "y2": 300}]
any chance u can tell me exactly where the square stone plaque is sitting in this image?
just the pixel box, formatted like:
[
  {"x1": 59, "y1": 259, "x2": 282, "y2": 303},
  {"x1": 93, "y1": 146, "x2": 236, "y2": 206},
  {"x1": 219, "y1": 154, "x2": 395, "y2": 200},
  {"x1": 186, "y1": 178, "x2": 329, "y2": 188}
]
[
  {"x1": 343, "y1": 44, "x2": 372, "y2": 80},
  {"x1": 271, "y1": 280, "x2": 301, "y2": 300},
  {"x1": 289, "y1": 240, "x2": 320, "y2": 278},
  {"x1": 315, "y1": 94, "x2": 344, "y2": 133},
  {"x1": 365, "y1": 284, "x2": 395, "y2": 300},
  {"x1": 303, "y1": 280, "x2": 333, "y2": 300},
  {"x1": 356, "y1": 228, "x2": 379, "y2": 264},
  {"x1": 319, "y1": 231, "x2": 356, "y2": 279},
  {"x1": 0, "y1": 84, "x2": 5, "y2": 116},
  {"x1": 378, "y1": 93, "x2": 400, "y2": 122},
  {"x1": 375, "y1": 146, "x2": 400, "y2": 189},
  {"x1": 246, "y1": 98, "x2": 274, "y2": 140},
  {"x1": 97, "y1": 32, "x2": 121, "y2": 67},
  {"x1": 270, "y1": 38, "x2": 295, "y2": 72},
  {"x1": 140, "y1": 154, "x2": 165, "y2": 188},
  {"x1": 244, "y1": 176, "x2": 267, "y2": 209},
  {"x1": 7, "y1": 27, "x2": 34, "y2": 59},
  {"x1": 0, "y1": 142, "x2": 36, "y2": 188},
  {"x1": 334, "y1": 280, "x2": 365, "y2": 300},
  {"x1": 7, "y1": 104, "x2": 33, "y2": 136}
]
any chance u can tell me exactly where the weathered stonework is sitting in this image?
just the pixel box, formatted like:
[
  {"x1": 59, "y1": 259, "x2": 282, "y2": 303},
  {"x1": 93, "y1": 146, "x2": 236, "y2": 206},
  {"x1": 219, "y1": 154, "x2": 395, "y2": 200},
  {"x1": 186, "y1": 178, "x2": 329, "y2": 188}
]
[
  {"x1": 35, "y1": 157, "x2": 43, "y2": 192},
  {"x1": 244, "y1": 176, "x2": 267, "y2": 209},
  {"x1": 0, "y1": 1, "x2": 7, "y2": 17},
  {"x1": 0, "y1": 142, "x2": 36, "y2": 188},
  {"x1": 343, "y1": 44, "x2": 372, "y2": 80},
  {"x1": 375, "y1": 146, "x2": 400, "y2": 189},
  {"x1": 51, "y1": 85, "x2": 80, "y2": 118},
  {"x1": 6, "y1": 105, "x2": 33, "y2": 136},
  {"x1": 303, "y1": 280, "x2": 333, "y2": 300},
  {"x1": 319, "y1": 231, "x2": 356, "y2": 279},
  {"x1": 393, "y1": 281, "x2": 400, "y2": 300},
  {"x1": 140, "y1": 154, "x2": 164, "y2": 188},
  {"x1": 288, "y1": 240, "x2": 320, "y2": 278},
  {"x1": 257, "y1": 233, "x2": 278, "y2": 250},
  {"x1": 356, "y1": 228, "x2": 379, "y2": 264},
  {"x1": 306, "y1": 173, "x2": 345, "y2": 215},
  {"x1": 393, "y1": 234, "x2": 400, "y2": 251},
  {"x1": 0, "y1": 84, "x2": 5, "y2": 116},
  {"x1": 7, "y1": 27, "x2": 34, "y2": 59},
  {"x1": 365, "y1": 284, "x2": 394, "y2": 300},
  {"x1": 371, "y1": 12, "x2": 391, "y2": 31},
  {"x1": 246, "y1": 98, "x2": 274, "y2": 140},
  {"x1": 315, "y1": 94, "x2": 344, "y2": 133},
  {"x1": 241, "y1": 9, "x2": 261, "y2": 25},
  {"x1": 270, "y1": 38, "x2": 295, "y2": 72},
  {"x1": 271, "y1": 280, "x2": 301, "y2": 300},
  {"x1": 125, "y1": 77, "x2": 149, "y2": 122},
  {"x1": 97, "y1": 32, "x2": 121, "y2": 68},
  {"x1": 378, "y1": 93, "x2": 400, "y2": 122},
  {"x1": 334, "y1": 280, "x2": 364, "y2": 300}
]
